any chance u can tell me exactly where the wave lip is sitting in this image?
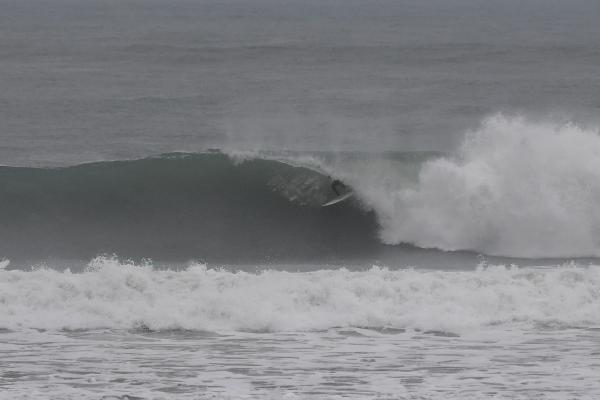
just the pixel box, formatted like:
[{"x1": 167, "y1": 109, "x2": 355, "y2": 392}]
[{"x1": 1, "y1": 257, "x2": 599, "y2": 333}]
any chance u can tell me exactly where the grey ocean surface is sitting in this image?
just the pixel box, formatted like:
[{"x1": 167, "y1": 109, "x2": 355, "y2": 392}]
[
  {"x1": 2, "y1": 1, "x2": 600, "y2": 399},
  {"x1": 2, "y1": 0, "x2": 600, "y2": 166}
]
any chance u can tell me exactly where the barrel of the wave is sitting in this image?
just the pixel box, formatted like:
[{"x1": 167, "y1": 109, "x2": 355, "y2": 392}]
[{"x1": 0, "y1": 152, "x2": 380, "y2": 263}]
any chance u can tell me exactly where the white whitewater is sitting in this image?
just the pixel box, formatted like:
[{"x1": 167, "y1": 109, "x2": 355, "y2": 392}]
[
  {"x1": 375, "y1": 115, "x2": 600, "y2": 257},
  {"x1": 1, "y1": 256, "x2": 599, "y2": 332}
]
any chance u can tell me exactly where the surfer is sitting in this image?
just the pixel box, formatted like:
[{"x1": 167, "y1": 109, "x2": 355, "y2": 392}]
[
  {"x1": 322, "y1": 177, "x2": 353, "y2": 207},
  {"x1": 331, "y1": 179, "x2": 347, "y2": 196},
  {"x1": 323, "y1": 179, "x2": 353, "y2": 207}
]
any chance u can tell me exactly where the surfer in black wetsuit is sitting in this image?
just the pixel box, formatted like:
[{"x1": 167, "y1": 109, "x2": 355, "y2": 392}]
[{"x1": 331, "y1": 179, "x2": 346, "y2": 196}]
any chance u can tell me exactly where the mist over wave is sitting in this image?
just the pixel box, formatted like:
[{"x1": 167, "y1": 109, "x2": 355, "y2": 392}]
[
  {"x1": 345, "y1": 115, "x2": 600, "y2": 258},
  {"x1": 2, "y1": 257, "x2": 599, "y2": 333}
]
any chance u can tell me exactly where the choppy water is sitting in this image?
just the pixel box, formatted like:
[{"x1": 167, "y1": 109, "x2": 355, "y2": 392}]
[{"x1": 2, "y1": 324, "x2": 600, "y2": 399}]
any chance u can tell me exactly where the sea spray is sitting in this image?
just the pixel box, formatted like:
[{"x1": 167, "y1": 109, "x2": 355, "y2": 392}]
[{"x1": 346, "y1": 115, "x2": 600, "y2": 257}]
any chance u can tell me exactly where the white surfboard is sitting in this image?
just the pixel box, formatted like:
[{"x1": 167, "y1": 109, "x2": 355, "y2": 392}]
[{"x1": 322, "y1": 191, "x2": 353, "y2": 207}]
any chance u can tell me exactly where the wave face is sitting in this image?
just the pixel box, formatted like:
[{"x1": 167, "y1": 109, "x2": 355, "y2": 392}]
[
  {"x1": 0, "y1": 152, "x2": 380, "y2": 262},
  {"x1": 1, "y1": 257, "x2": 599, "y2": 332},
  {"x1": 350, "y1": 115, "x2": 600, "y2": 258}
]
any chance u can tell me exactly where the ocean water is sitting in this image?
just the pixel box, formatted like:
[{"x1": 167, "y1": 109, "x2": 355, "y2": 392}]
[
  {"x1": 2, "y1": 259, "x2": 600, "y2": 399},
  {"x1": 2, "y1": 0, "x2": 600, "y2": 398}
]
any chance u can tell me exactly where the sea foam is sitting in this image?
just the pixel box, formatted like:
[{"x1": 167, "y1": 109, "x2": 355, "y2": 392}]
[
  {"x1": 1, "y1": 257, "x2": 598, "y2": 333},
  {"x1": 347, "y1": 115, "x2": 600, "y2": 257}
]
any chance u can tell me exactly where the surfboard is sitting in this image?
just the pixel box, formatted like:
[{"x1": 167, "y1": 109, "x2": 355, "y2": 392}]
[{"x1": 322, "y1": 191, "x2": 353, "y2": 207}]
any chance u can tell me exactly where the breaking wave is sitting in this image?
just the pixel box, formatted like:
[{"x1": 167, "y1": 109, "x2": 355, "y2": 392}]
[
  {"x1": 2, "y1": 114, "x2": 600, "y2": 260},
  {"x1": 348, "y1": 115, "x2": 600, "y2": 258},
  {"x1": 1, "y1": 257, "x2": 599, "y2": 333},
  {"x1": 0, "y1": 152, "x2": 381, "y2": 262}
]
